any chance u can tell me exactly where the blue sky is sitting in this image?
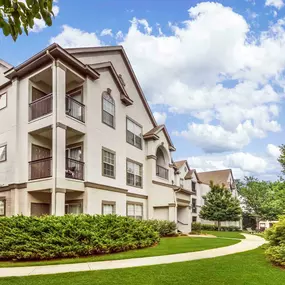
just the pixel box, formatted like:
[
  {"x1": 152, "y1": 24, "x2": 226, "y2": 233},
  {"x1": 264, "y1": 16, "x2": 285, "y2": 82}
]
[{"x1": 1, "y1": 0, "x2": 285, "y2": 180}]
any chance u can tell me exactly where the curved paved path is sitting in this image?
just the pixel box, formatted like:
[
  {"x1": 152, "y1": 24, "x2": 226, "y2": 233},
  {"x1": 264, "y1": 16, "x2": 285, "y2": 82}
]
[{"x1": 0, "y1": 234, "x2": 265, "y2": 277}]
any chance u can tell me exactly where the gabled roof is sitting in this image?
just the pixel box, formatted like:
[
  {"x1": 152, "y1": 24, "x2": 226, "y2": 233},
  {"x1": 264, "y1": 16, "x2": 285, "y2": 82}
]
[
  {"x1": 4, "y1": 43, "x2": 100, "y2": 80},
  {"x1": 198, "y1": 169, "x2": 234, "y2": 187},
  {"x1": 66, "y1": 46, "x2": 157, "y2": 127},
  {"x1": 174, "y1": 160, "x2": 188, "y2": 169},
  {"x1": 0, "y1": 59, "x2": 12, "y2": 69},
  {"x1": 90, "y1": 61, "x2": 133, "y2": 106},
  {"x1": 185, "y1": 169, "x2": 201, "y2": 183},
  {"x1": 143, "y1": 125, "x2": 176, "y2": 151}
]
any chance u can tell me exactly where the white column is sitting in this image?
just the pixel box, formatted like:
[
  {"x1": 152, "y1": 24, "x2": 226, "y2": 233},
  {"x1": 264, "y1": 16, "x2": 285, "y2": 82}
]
[
  {"x1": 168, "y1": 204, "x2": 177, "y2": 222},
  {"x1": 55, "y1": 189, "x2": 66, "y2": 216}
]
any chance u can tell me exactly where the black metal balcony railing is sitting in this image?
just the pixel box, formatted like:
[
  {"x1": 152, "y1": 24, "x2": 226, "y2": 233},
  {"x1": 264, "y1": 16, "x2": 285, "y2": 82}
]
[
  {"x1": 29, "y1": 94, "x2": 53, "y2": 121},
  {"x1": 192, "y1": 206, "x2": 197, "y2": 213},
  {"x1": 65, "y1": 96, "x2": 85, "y2": 122},
  {"x1": 156, "y1": 165, "x2": 169, "y2": 180},
  {"x1": 29, "y1": 157, "x2": 52, "y2": 180},
  {"x1": 66, "y1": 158, "x2": 84, "y2": 180}
]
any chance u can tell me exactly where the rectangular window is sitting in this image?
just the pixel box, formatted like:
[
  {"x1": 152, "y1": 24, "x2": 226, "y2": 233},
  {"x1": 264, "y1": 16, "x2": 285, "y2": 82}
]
[
  {"x1": 192, "y1": 198, "x2": 197, "y2": 213},
  {"x1": 0, "y1": 145, "x2": 7, "y2": 162},
  {"x1": 180, "y1": 178, "x2": 184, "y2": 188},
  {"x1": 0, "y1": 199, "x2": 5, "y2": 216},
  {"x1": 127, "y1": 203, "x2": 143, "y2": 220},
  {"x1": 0, "y1": 93, "x2": 7, "y2": 110},
  {"x1": 102, "y1": 148, "x2": 115, "y2": 178},
  {"x1": 127, "y1": 160, "x2": 143, "y2": 187},
  {"x1": 65, "y1": 200, "x2": 83, "y2": 215},
  {"x1": 192, "y1": 181, "x2": 196, "y2": 194},
  {"x1": 192, "y1": 216, "x2": 197, "y2": 223},
  {"x1": 102, "y1": 201, "x2": 116, "y2": 215},
  {"x1": 126, "y1": 118, "x2": 142, "y2": 149}
]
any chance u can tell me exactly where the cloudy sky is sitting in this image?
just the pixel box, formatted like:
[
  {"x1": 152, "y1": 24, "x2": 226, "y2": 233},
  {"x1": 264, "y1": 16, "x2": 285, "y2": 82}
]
[{"x1": 1, "y1": 0, "x2": 285, "y2": 180}]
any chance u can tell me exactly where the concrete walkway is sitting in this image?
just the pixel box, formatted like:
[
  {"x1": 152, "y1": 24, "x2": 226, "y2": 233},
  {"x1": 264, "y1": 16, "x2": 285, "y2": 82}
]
[{"x1": 0, "y1": 234, "x2": 265, "y2": 278}]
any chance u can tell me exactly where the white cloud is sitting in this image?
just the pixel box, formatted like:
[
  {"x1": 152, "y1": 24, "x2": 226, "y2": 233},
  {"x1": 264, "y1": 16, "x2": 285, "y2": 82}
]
[
  {"x1": 153, "y1": 112, "x2": 167, "y2": 125},
  {"x1": 116, "y1": 30, "x2": 124, "y2": 40},
  {"x1": 100, "y1": 29, "x2": 113, "y2": 37},
  {"x1": 265, "y1": 0, "x2": 284, "y2": 9},
  {"x1": 50, "y1": 25, "x2": 102, "y2": 48},
  {"x1": 118, "y1": 2, "x2": 284, "y2": 152},
  {"x1": 267, "y1": 144, "x2": 281, "y2": 158},
  {"x1": 186, "y1": 149, "x2": 280, "y2": 180}
]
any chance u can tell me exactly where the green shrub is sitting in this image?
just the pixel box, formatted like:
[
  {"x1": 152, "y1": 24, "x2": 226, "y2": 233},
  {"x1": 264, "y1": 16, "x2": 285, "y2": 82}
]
[
  {"x1": 191, "y1": 222, "x2": 202, "y2": 233},
  {"x1": 0, "y1": 215, "x2": 160, "y2": 261},
  {"x1": 143, "y1": 220, "x2": 177, "y2": 237},
  {"x1": 200, "y1": 224, "x2": 240, "y2": 232},
  {"x1": 265, "y1": 216, "x2": 285, "y2": 266}
]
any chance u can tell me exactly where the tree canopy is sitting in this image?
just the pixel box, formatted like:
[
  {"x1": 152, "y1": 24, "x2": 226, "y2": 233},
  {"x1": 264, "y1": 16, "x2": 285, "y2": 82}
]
[
  {"x1": 278, "y1": 144, "x2": 285, "y2": 176},
  {"x1": 199, "y1": 182, "x2": 242, "y2": 230},
  {"x1": 0, "y1": 0, "x2": 54, "y2": 41},
  {"x1": 237, "y1": 177, "x2": 285, "y2": 221}
]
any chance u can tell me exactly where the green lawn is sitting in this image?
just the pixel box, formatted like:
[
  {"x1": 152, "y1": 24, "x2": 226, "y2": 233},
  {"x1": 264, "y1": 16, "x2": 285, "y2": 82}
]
[
  {"x1": 202, "y1": 231, "x2": 245, "y2": 239},
  {"x1": 1, "y1": 248, "x2": 284, "y2": 285},
  {"x1": 0, "y1": 237, "x2": 238, "y2": 268}
]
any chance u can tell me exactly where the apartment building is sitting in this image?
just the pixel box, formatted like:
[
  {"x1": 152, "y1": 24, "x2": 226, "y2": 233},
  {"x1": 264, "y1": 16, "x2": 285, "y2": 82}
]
[{"x1": 0, "y1": 44, "x2": 240, "y2": 232}]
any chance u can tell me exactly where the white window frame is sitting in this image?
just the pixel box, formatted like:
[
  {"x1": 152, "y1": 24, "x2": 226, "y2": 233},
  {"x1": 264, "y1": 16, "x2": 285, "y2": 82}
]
[
  {"x1": 127, "y1": 203, "x2": 143, "y2": 220},
  {"x1": 65, "y1": 200, "x2": 83, "y2": 215},
  {"x1": 126, "y1": 117, "x2": 142, "y2": 149},
  {"x1": 102, "y1": 148, "x2": 116, "y2": 178},
  {"x1": 0, "y1": 93, "x2": 7, "y2": 110},
  {"x1": 0, "y1": 199, "x2": 6, "y2": 216},
  {"x1": 102, "y1": 201, "x2": 116, "y2": 215},
  {"x1": 126, "y1": 159, "x2": 143, "y2": 188},
  {"x1": 102, "y1": 91, "x2": 115, "y2": 128},
  {"x1": 0, "y1": 145, "x2": 7, "y2": 162}
]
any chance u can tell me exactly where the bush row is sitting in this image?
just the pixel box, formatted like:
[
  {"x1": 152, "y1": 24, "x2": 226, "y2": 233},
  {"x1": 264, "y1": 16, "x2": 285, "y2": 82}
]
[
  {"x1": 191, "y1": 222, "x2": 241, "y2": 233},
  {"x1": 0, "y1": 215, "x2": 161, "y2": 261},
  {"x1": 265, "y1": 216, "x2": 285, "y2": 266},
  {"x1": 143, "y1": 220, "x2": 177, "y2": 237}
]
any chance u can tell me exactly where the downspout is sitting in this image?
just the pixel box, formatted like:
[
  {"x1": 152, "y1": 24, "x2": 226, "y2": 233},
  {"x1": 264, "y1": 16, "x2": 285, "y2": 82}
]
[{"x1": 46, "y1": 50, "x2": 57, "y2": 215}]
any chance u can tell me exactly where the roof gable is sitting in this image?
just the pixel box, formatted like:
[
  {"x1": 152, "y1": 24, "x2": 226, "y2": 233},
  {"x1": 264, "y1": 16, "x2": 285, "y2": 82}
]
[
  {"x1": 198, "y1": 169, "x2": 233, "y2": 187},
  {"x1": 66, "y1": 46, "x2": 157, "y2": 127},
  {"x1": 143, "y1": 125, "x2": 176, "y2": 151}
]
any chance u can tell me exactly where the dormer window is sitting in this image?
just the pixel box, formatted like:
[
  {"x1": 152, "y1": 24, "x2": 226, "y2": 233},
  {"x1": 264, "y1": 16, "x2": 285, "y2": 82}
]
[{"x1": 102, "y1": 89, "x2": 115, "y2": 128}]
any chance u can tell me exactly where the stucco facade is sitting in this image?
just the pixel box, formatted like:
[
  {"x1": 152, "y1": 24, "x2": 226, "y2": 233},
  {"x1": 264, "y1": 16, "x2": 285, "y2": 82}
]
[{"x1": 0, "y1": 44, "x2": 240, "y2": 233}]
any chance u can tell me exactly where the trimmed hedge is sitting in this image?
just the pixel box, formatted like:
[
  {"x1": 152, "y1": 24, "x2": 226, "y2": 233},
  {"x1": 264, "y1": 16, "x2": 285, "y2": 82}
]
[
  {"x1": 143, "y1": 220, "x2": 177, "y2": 237},
  {"x1": 0, "y1": 215, "x2": 160, "y2": 261},
  {"x1": 191, "y1": 223, "x2": 240, "y2": 232},
  {"x1": 265, "y1": 216, "x2": 285, "y2": 266}
]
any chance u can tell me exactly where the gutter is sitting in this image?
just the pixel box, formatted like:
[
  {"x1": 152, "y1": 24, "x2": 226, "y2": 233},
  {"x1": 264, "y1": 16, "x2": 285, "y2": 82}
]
[{"x1": 46, "y1": 50, "x2": 57, "y2": 215}]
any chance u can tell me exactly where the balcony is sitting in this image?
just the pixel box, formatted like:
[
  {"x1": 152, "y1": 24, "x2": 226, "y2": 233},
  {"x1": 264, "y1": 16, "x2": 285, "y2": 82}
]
[
  {"x1": 66, "y1": 95, "x2": 85, "y2": 123},
  {"x1": 29, "y1": 94, "x2": 52, "y2": 121},
  {"x1": 65, "y1": 158, "x2": 84, "y2": 180},
  {"x1": 156, "y1": 165, "x2": 169, "y2": 180},
  {"x1": 192, "y1": 207, "x2": 197, "y2": 214},
  {"x1": 29, "y1": 157, "x2": 52, "y2": 180}
]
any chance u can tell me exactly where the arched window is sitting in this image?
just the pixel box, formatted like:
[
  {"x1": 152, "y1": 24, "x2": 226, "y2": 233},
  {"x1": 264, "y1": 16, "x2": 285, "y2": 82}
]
[
  {"x1": 102, "y1": 90, "x2": 115, "y2": 128},
  {"x1": 156, "y1": 146, "x2": 169, "y2": 180}
]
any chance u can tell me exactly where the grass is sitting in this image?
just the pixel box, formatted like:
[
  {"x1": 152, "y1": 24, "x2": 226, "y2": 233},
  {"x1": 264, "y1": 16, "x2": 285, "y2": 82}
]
[
  {"x1": 0, "y1": 237, "x2": 239, "y2": 268},
  {"x1": 1, "y1": 248, "x2": 284, "y2": 285},
  {"x1": 202, "y1": 231, "x2": 245, "y2": 239}
]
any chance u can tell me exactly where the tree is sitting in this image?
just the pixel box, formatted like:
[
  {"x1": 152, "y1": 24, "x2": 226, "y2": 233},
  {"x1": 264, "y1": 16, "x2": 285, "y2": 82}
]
[
  {"x1": 0, "y1": 0, "x2": 54, "y2": 41},
  {"x1": 237, "y1": 177, "x2": 285, "y2": 223},
  {"x1": 278, "y1": 144, "x2": 285, "y2": 176},
  {"x1": 199, "y1": 181, "x2": 242, "y2": 230}
]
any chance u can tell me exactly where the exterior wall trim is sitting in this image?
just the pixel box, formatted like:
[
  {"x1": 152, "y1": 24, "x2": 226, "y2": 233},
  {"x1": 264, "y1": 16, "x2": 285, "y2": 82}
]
[
  {"x1": 126, "y1": 192, "x2": 148, "y2": 199},
  {"x1": 152, "y1": 180, "x2": 174, "y2": 188},
  {"x1": 56, "y1": 122, "x2": 67, "y2": 130},
  {"x1": 0, "y1": 183, "x2": 27, "y2": 192},
  {"x1": 84, "y1": 182, "x2": 128, "y2": 194},
  {"x1": 168, "y1": 203, "x2": 176, "y2": 207},
  {"x1": 146, "y1": 155, "x2": 156, "y2": 160},
  {"x1": 177, "y1": 198, "x2": 190, "y2": 204}
]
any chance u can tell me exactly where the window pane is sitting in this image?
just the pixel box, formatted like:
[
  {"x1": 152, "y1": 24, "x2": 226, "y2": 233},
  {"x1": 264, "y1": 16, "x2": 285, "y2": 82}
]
[
  {"x1": 127, "y1": 119, "x2": 134, "y2": 132},
  {"x1": 0, "y1": 200, "x2": 5, "y2": 216},
  {"x1": 127, "y1": 173, "x2": 134, "y2": 185},
  {"x1": 0, "y1": 145, "x2": 6, "y2": 162},
  {"x1": 103, "y1": 111, "x2": 114, "y2": 127},
  {"x1": 102, "y1": 93, "x2": 115, "y2": 127},
  {"x1": 135, "y1": 136, "x2": 142, "y2": 148},
  {"x1": 135, "y1": 204, "x2": 143, "y2": 217},
  {"x1": 0, "y1": 93, "x2": 7, "y2": 110},
  {"x1": 70, "y1": 147, "x2": 82, "y2": 161},
  {"x1": 127, "y1": 161, "x2": 134, "y2": 173},
  {"x1": 127, "y1": 119, "x2": 142, "y2": 149},
  {"x1": 135, "y1": 175, "x2": 142, "y2": 187},
  {"x1": 127, "y1": 204, "x2": 135, "y2": 216},
  {"x1": 66, "y1": 203, "x2": 82, "y2": 214},
  {"x1": 103, "y1": 204, "x2": 114, "y2": 215}
]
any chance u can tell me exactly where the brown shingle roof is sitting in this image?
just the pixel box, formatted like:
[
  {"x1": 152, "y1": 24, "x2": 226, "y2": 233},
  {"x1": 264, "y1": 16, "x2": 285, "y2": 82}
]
[
  {"x1": 174, "y1": 160, "x2": 187, "y2": 169},
  {"x1": 143, "y1": 125, "x2": 176, "y2": 151},
  {"x1": 198, "y1": 169, "x2": 232, "y2": 187}
]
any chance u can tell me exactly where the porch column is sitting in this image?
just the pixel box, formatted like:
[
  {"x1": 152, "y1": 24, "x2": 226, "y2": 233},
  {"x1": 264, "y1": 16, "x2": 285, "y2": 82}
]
[
  {"x1": 55, "y1": 189, "x2": 66, "y2": 216},
  {"x1": 168, "y1": 203, "x2": 177, "y2": 223}
]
